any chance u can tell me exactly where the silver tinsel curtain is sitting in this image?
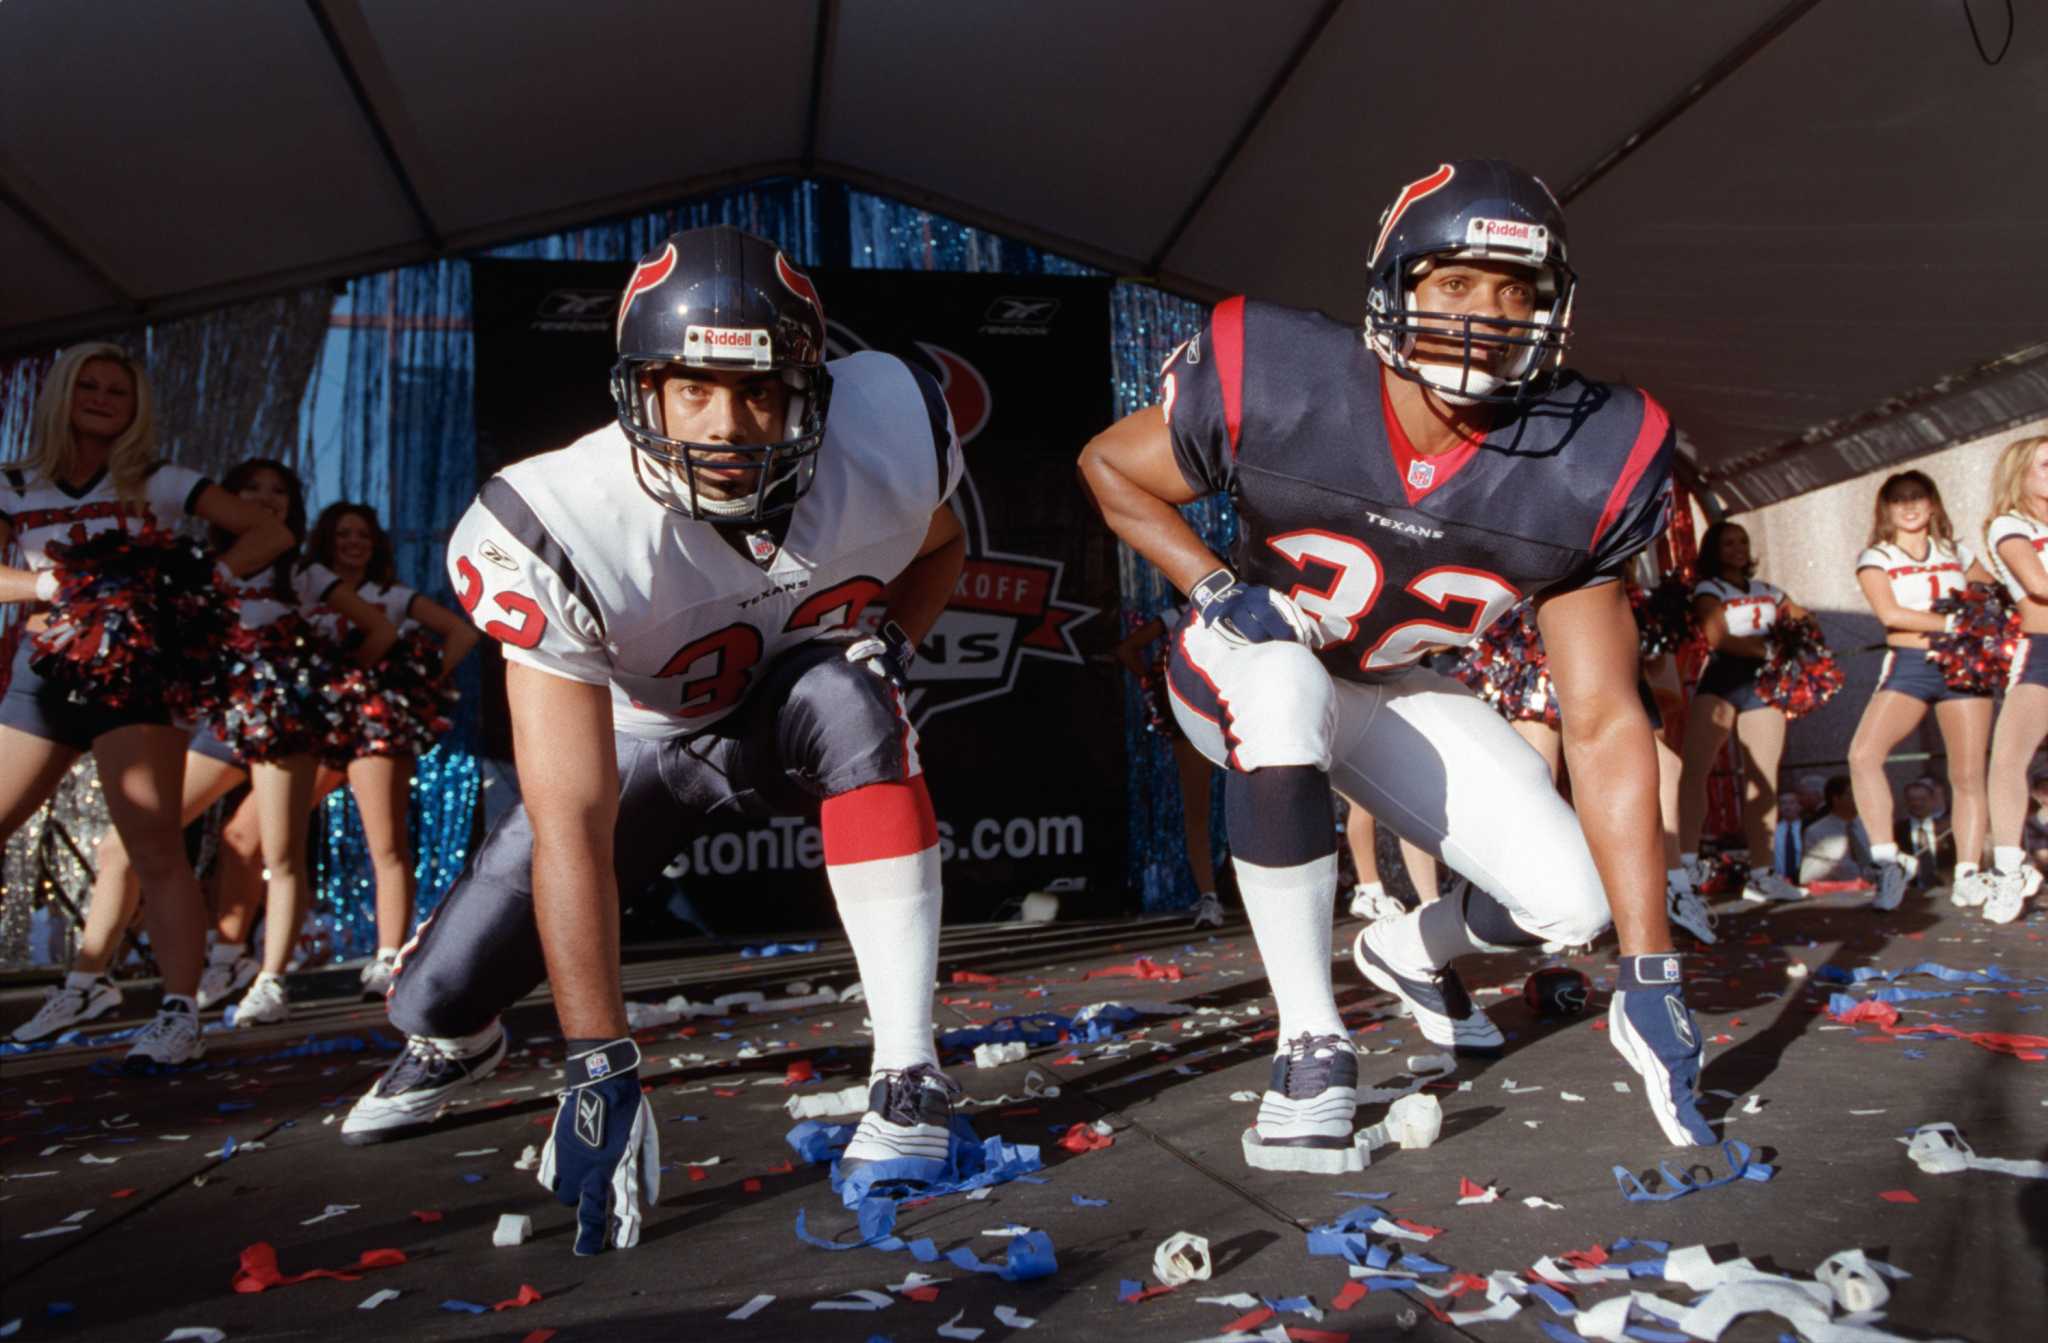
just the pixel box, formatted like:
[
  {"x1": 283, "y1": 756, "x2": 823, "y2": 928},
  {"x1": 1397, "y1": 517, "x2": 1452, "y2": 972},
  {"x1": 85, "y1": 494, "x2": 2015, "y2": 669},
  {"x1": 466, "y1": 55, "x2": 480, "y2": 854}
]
[{"x1": 3, "y1": 177, "x2": 1229, "y2": 970}]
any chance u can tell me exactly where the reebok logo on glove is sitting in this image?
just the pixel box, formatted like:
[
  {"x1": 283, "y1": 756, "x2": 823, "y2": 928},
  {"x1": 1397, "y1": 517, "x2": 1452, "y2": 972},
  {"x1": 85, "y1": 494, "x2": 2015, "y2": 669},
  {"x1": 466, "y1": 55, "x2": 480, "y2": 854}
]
[{"x1": 575, "y1": 1090, "x2": 605, "y2": 1148}]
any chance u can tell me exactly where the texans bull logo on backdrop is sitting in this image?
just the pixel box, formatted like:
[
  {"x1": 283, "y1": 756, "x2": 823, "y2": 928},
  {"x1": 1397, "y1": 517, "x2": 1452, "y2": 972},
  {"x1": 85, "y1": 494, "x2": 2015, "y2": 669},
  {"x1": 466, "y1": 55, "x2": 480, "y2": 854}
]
[{"x1": 826, "y1": 321, "x2": 1095, "y2": 728}]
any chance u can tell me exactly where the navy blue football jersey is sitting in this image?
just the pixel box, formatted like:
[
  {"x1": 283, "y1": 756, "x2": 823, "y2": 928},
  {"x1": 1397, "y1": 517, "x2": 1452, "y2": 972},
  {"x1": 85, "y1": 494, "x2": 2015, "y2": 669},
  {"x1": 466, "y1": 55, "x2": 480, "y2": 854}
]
[{"x1": 1163, "y1": 297, "x2": 1673, "y2": 683}]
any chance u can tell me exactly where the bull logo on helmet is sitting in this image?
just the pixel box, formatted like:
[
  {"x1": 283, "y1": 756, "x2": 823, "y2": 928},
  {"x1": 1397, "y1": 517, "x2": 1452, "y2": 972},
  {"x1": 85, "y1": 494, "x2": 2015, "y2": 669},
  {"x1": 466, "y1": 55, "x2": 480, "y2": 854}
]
[{"x1": 616, "y1": 243, "x2": 677, "y2": 344}]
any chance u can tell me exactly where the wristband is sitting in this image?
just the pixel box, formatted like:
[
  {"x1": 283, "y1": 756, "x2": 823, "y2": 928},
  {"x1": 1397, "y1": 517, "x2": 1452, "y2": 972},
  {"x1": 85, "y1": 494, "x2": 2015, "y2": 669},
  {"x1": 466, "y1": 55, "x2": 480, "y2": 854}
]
[
  {"x1": 565, "y1": 1037, "x2": 641, "y2": 1088},
  {"x1": 1189, "y1": 567, "x2": 1236, "y2": 614},
  {"x1": 33, "y1": 569, "x2": 59, "y2": 602}
]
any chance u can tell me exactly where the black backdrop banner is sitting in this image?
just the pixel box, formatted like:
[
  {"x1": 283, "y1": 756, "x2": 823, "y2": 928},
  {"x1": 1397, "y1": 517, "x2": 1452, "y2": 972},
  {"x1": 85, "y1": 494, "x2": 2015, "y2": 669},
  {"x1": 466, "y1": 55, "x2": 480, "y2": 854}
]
[{"x1": 471, "y1": 260, "x2": 1125, "y2": 933}]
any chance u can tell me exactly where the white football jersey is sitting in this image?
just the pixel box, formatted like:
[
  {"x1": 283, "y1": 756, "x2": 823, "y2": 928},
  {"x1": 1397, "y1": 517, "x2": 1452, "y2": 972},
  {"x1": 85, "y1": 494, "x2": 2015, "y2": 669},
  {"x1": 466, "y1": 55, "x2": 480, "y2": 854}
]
[
  {"x1": 1, "y1": 462, "x2": 209, "y2": 570},
  {"x1": 1985, "y1": 512, "x2": 2048, "y2": 604},
  {"x1": 1854, "y1": 538, "x2": 1974, "y2": 611},
  {"x1": 1694, "y1": 576, "x2": 1783, "y2": 639},
  {"x1": 447, "y1": 351, "x2": 962, "y2": 740}
]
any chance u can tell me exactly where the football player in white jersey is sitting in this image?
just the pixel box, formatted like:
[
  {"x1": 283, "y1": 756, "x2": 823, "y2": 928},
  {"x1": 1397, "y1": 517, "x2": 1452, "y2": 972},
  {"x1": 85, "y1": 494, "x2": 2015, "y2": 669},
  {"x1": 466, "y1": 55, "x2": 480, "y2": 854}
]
[
  {"x1": 1846, "y1": 471, "x2": 1995, "y2": 910},
  {"x1": 1673, "y1": 520, "x2": 1812, "y2": 909},
  {"x1": 339, "y1": 227, "x2": 968, "y2": 1258},
  {"x1": 1978, "y1": 436, "x2": 2048, "y2": 921},
  {"x1": 1, "y1": 345, "x2": 294, "y2": 1067}
]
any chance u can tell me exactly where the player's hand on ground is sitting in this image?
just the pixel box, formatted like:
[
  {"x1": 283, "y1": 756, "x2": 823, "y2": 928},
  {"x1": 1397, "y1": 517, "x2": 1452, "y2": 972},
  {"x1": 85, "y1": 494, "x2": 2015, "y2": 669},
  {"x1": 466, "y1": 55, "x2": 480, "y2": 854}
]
[
  {"x1": 1191, "y1": 568, "x2": 1320, "y2": 647},
  {"x1": 537, "y1": 1039, "x2": 661, "y2": 1254}
]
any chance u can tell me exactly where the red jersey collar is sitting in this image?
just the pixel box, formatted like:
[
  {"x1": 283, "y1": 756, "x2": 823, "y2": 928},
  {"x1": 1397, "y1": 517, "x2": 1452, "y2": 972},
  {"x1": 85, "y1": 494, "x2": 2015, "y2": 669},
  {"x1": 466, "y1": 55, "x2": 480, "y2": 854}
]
[{"x1": 1380, "y1": 366, "x2": 1483, "y2": 507}]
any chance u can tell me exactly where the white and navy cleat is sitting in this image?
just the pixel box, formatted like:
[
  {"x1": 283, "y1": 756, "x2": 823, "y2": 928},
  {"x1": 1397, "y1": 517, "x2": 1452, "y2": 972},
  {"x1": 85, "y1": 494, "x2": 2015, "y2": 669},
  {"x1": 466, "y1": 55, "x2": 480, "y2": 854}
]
[
  {"x1": 1980, "y1": 869, "x2": 2031, "y2": 925},
  {"x1": 839, "y1": 1063, "x2": 958, "y2": 1186},
  {"x1": 1742, "y1": 870, "x2": 1804, "y2": 903},
  {"x1": 1242, "y1": 1032, "x2": 1364, "y2": 1173},
  {"x1": 10, "y1": 976, "x2": 121, "y2": 1043},
  {"x1": 1351, "y1": 921, "x2": 1504, "y2": 1056},
  {"x1": 1870, "y1": 854, "x2": 1917, "y2": 911},
  {"x1": 340, "y1": 1023, "x2": 507, "y2": 1145}
]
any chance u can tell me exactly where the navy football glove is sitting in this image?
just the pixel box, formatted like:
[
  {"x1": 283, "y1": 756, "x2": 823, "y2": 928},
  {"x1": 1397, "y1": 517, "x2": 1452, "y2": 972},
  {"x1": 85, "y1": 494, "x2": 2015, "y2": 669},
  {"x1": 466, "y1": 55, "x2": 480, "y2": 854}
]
[
  {"x1": 1190, "y1": 568, "x2": 1316, "y2": 647},
  {"x1": 820, "y1": 620, "x2": 915, "y2": 692},
  {"x1": 538, "y1": 1038, "x2": 660, "y2": 1255},
  {"x1": 1607, "y1": 954, "x2": 1716, "y2": 1147}
]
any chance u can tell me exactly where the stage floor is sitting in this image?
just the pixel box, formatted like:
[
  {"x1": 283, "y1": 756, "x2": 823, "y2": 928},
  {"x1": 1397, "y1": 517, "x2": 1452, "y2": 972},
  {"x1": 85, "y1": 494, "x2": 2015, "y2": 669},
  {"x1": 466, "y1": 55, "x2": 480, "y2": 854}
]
[{"x1": 3, "y1": 891, "x2": 2043, "y2": 1342}]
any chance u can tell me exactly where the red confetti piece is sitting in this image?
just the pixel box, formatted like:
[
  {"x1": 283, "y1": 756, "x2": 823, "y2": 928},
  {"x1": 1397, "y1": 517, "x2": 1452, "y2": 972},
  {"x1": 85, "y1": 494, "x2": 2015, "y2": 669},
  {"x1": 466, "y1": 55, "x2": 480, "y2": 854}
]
[
  {"x1": 1120, "y1": 1284, "x2": 1176, "y2": 1304},
  {"x1": 1056, "y1": 1123, "x2": 1114, "y2": 1154},
  {"x1": 410, "y1": 1210, "x2": 443, "y2": 1223},
  {"x1": 904, "y1": 1286, "x2": 941, "y2": 1303},
  {"x1": 1083, "y1": 957, "x2": 1183, "y2": 982},
  {"x1": 1457, "y1": 1176, "x2": 1490, "y2": 1199},
  {"x1": 1879, "y1": 1190, "x2": 1919, "y2": 1203},
  {"x1": 1392, "y1": 1218, "x2": 1442, "y2": 1238},
  {"x1": 1710, "y1": 1034, "x2": 1735, "y2": 1045},
  {"x1": 783, "y1": 1059, "x2": 816, "y2": 1085},
  {"x1": 1560, "y1": 1244, "x2": 1609, "y2": 1269},
  {"x1": 688, "y1": 1168, "x2": 708, "y2": 1182},
  {"x1": 1223, "y1": 1306, "x2": 1276, "y2": 1333},
  {"x1": 950, "y1": 971, "x2": 999, "y2": 985},
  {"x1": 1446, "y1": 1272, "x2": 1489, "y2": 1297},
  {"x1": 1332, "y1": 1281, "x2": 1368, "y2": 1310},
  {"x1": 232, "y1": 1243, "x2": 405, "y2": 1293},
  {"x1": 764, "y1": 1159, "x2": 794, "y2": 1175},
  {"x1": 110, "y1": 1188, "x2": 138, "y2": 1199},
  {"x1": 742, "y1": 1178, "x2": 762, "y2": 1193},
  {"x1": 521, "y1": 1332, "x2": 557, "y2": 1343},
  {"x1": 714, "y1": 1088, "x2": 740, "y2": 1098},
  {"x1": 492, "y1": 1284, "x2": 544, "y2": 1311}
]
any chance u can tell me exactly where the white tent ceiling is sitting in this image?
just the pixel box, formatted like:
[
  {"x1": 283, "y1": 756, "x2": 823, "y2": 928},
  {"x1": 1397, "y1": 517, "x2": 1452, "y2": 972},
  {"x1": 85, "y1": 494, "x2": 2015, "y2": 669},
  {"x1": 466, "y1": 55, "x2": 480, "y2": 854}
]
[{"x1": 3, "y1": 0, "x2": 2042, "y2": 506}]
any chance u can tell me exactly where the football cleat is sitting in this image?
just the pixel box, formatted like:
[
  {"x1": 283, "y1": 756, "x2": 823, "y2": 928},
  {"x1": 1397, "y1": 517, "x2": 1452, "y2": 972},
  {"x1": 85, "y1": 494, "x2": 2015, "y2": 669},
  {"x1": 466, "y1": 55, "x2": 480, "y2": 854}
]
[
  {"x1": 1608, "y1": 954, "x2": 1715, "y2": 1147},
  {"x1": 1980, "y1": 869, "x2": 2030, "y2": 925},
  {"x1": 839, "y1": 1063, "x2": 958, "y2": 1186},
  {"x1": 231, "y1": 973, "x2": 290, "y2": 1028},
  {"x1": 196, "y1": 953, "x2": 258, "y2": 1010},
  {"x1": 122, "y1": 1002, "x2": 205, "y2": 1071},
  {"x1": 1870, "y1": 853, "x2": 1917, "y2": 911},
  {"x1": 340, "y1": 1024, "x2": 508, "y2": 1145},
  {"x1": 1949, "y1": 870, "x2": 1990, "y2": 908},
  {"x1": 1347, "y1": 886, "x2": 1408, "y2": 923},
  {"x1": 1191, "y1": 892, "x2": 1226, "y2": 930},
  {"x1": 11, "y1": 977, "x2": 121, "y2": 1042},
  {"x1": 1243, "y1": 1032, "x2": 1365, "y2": 1173},
  {"x1": 1742, "y1": 870, "x2": 1804, "y2": 903},
  {"x1": 1351, "y1": 920, "x2": 1504, "y2": 1055}
]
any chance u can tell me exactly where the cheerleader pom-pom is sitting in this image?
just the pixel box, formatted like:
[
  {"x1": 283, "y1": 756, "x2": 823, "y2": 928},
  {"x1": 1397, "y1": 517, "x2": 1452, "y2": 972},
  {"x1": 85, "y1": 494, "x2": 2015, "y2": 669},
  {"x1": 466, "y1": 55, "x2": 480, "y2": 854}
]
[
  {"x1": 329, "y1": 630, "x2": 456, "y2": 763},
  {"x1": 1756, "y1": 613, "x2": 1844, "y2": 719},
  {"x1": 29, "y1": 526, "x2": 238, "y2": 715},
  {"x1": 213, "y1": 612, "x2": 348, "y2": 762},
  {"x1": 1452, "y1": 599, "x2": 1557, "y2": 725},
  {"x1": 1631, "y1": 575, "x2": 1698, "y2": 660},
  {"x1": 1929, "y1": 584, "x2": 2019, "y2": 695}
]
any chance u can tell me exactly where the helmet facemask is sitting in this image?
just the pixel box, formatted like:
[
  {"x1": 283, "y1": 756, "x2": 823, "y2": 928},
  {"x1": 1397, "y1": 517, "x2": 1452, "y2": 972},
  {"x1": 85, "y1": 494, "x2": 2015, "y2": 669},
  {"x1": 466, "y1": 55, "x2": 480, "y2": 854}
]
[
  {"x1": 1367, "y1": 252, "x2": 1575, "y2": 406},
  {"x1": 610, "y1": 359, "x2": 831, "y2": 524}
]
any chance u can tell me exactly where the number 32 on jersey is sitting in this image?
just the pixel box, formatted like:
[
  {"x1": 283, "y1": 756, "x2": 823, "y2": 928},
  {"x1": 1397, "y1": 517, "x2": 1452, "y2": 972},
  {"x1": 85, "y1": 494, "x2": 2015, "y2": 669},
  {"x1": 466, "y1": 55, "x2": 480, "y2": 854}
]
[{"x1": 1267, "y1": 530, "x2": 1519, "y2": 670}]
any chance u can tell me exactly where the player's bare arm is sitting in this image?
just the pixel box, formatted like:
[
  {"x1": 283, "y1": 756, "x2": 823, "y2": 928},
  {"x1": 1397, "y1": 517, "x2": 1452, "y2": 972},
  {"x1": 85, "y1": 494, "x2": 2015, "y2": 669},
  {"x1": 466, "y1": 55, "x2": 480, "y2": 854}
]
[
  {"x1": 1538, "y1": 581, "x2": 1672, "y2": 956},
  {"x1": 883, "y1": 501, "x2": 966, "y2": 642},
  {"x1": 507, "y1": 662, "x2": 627, "y2": 1040},
  {"x1": 1077, "y1": 406, "x2": 1217, "y2": 595}
]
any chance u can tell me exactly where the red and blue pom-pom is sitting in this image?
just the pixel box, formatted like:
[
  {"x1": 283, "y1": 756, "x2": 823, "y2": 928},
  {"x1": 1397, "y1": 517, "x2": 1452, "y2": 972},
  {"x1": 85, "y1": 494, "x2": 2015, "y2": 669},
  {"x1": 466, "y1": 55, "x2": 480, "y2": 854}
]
[
  {"x1": 325, "y1": 629, "x2": 456, "y2": 764},
  {"x1": 1631, "y1": 575, "x2": 1698, "y2": 660},
  {"x1": 1756, "y1": 613, "x2": 1844, "y2": 719},
  {"x1": 29, "y1": 525, "x2": 238, "y2": 716},
  {"x1": 212, "y1": 612, "x2": 353, "y2": 762},
  {"x1": 1930, "y1": 584, "x2": 2018, "y2": 695},
  {"x1": 1452, "y1": 599, "x2": 1558, "y2": 725}
]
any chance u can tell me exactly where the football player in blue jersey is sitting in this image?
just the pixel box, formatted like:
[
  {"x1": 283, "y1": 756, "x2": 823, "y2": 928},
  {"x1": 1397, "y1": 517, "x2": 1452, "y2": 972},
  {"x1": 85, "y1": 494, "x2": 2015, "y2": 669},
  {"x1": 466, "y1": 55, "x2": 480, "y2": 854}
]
[
  {"x1": 1080, "y1": 160, "x2": 1715, "y2": 1165},
  {"x1": 338, "y1": 228, "x2": 972, "y2": 1254}
]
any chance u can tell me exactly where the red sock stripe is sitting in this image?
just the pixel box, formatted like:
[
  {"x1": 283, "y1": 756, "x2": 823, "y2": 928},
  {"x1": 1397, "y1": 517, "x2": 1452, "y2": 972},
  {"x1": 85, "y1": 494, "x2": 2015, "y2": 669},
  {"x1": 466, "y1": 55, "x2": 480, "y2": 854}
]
[{"x1": 821, "y1": 776, "x2": 939, "y2": 866}]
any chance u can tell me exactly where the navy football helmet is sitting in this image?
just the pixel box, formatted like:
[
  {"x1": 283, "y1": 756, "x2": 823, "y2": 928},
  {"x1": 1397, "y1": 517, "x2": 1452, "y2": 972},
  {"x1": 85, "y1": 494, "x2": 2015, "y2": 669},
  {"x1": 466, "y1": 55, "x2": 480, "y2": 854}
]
[
  {"x1": 610, "y1": 226, "x2": 831, "y2": 521},
  {"x1": 1364, "y1": 160, "x2": 1575, "y2": 405}
]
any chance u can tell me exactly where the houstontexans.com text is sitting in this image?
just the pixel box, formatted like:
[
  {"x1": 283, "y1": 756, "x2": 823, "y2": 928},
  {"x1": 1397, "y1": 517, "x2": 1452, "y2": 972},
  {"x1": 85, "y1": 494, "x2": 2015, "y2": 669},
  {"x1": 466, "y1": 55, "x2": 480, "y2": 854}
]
[{"x1": 665, "y1": 814, "x2": 1085, "y2": 878}]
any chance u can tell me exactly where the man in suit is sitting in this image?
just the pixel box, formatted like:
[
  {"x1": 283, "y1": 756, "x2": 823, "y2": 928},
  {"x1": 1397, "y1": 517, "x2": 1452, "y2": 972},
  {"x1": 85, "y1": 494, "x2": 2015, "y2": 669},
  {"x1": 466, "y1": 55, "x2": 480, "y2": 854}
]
[{"x1": 1893, "y1": 778, "x2": 1956, "y2": 891}]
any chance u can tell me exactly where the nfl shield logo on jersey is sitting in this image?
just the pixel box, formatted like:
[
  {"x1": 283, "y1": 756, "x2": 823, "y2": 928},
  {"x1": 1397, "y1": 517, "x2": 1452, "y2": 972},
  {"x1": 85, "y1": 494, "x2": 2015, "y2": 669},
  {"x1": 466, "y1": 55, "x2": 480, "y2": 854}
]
[
  {"x1": 746, "y1": 530, "x2": 779, "y2": 562},
  {"x1": 1407, "y1": 459, "x2": 1436, "y2": 491}
]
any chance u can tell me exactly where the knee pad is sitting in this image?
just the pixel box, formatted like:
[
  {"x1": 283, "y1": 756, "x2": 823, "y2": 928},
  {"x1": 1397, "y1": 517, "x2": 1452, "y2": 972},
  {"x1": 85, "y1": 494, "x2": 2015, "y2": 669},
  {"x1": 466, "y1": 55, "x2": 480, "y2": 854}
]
[
  {"x1": 1169, "y1": 623, "x2": 1335, "y2": 771},
  {"x1": 782, "y1": 649, "x2": 921, "y2": 792}
]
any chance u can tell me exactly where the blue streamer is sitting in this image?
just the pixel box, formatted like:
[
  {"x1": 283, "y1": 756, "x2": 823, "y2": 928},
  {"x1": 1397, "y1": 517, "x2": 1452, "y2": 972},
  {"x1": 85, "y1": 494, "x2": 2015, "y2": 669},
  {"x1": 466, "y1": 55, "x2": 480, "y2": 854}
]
[{"x1": 1612, "y1": 1140, "x2": 1774, "y2": 1202}]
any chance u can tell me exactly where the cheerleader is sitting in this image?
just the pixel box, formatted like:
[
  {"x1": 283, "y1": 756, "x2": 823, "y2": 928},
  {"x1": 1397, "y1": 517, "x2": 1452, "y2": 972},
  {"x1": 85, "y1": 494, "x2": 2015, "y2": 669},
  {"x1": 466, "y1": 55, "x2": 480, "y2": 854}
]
[
  {"x1": 1847, "y1": 470, "x2": 1994, "y2": 910},
  {"x1": 1977, "y1": 435, "x2": 2048, "y2": 922},
  {"x1": 0, "y1": 346, "x2": 291, "y2": 1066},
  {"x1": 12, "y1": 460, "x2": 399, "y2": 1042},
  {"x1": 1674, "y1": 520, "x2": 1809, "y2": 905},
  {"x1": 304, "y1": 502, "x2": 477, "y2": 993}
]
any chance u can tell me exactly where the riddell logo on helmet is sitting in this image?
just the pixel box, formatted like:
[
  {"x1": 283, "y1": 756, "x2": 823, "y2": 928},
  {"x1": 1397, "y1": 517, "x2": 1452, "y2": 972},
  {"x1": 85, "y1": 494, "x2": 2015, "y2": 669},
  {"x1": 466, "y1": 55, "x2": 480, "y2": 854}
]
[
  {"x1": 684, "y1": 325, "x2": 773, "y2": 370},
  {"x1": 1466, "y1": 218, "x2": 1547, "y2": 253}
]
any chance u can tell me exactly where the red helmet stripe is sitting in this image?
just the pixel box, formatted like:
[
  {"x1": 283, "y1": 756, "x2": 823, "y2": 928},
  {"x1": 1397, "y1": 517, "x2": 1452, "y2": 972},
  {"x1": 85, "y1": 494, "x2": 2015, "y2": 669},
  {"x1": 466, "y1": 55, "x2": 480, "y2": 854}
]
[
  {"x1": 776, "y1": 253, "x2": 826, "y2": 328},
  {"x1": 1370, "y1": 163, "x2": 1456, "y2": 266},
  {"x1": 617, "y1": 243, "x2": 677, "y2": 342}
]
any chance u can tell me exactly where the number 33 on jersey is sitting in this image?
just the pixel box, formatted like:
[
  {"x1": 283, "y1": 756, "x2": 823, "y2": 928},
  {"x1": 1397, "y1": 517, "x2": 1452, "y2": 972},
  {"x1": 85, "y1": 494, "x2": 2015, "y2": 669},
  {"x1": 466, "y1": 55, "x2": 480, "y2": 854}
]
[
  {"x1": 448, "y1": 350, "x2": 962, "y2": 739},
  {"x1": 1164, "y1": 297, "x2": 1675, "y2": 677}
]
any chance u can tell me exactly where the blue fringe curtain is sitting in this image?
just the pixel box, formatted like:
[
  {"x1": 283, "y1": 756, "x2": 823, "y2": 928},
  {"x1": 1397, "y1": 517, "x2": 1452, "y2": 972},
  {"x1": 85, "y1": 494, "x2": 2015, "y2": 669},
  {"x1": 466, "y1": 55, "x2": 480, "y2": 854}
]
[{"x1": 289, "y1": 179, "x2": 1230, "y2": 952}]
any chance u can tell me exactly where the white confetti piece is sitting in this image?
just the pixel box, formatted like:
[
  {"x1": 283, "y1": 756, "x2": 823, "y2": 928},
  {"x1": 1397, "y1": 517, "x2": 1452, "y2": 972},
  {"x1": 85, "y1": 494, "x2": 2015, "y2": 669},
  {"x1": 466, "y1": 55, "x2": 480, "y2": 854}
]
[
  {"x1": 727, "y1": 1294, "x2": 774, "y2": 1321},
  {"x1": 20, "y1": 1225, "x2": 82, "y2": 1240},
  {"x1": 1198, "y1": 1293, "x2": 1263, "y2": 1309},
  {"x1": 1850, "y1": 1108, "x2": 1886, "y2": 1116},
  {"x1": 937, "y1": 1310, "x2": 985, "y2": 1340},
  {"x1": 1741, "y1": 1095, "x2": 1765, "y2": 1114},
  {"x1": 163, "y1": 1329, "x2": 226, "y2": 1343},
  {"x1": 63, "y1": 1210, "x2": 92, "y2": 1224},
  {"x1": 493, "y1": 1214, "x2": 532, "y2": 1247},
  {"x1": 890, "y1": 1273, "x2": 945, "y2": 1293},
  {"x1": 79, "y1": 1153, "x2": 119, "y2": 1165},
  {"x1": 300, "y1": 1203, "x2": 359, "y2": 1226},
  {"x1": 993, "y1": 1305, "x2": 1036, "y2": 1328},
  {"x1": 1457, "y1": 1185, "x2": 1500, "y2": 1206},
  {"x1": 454, "y1": 1148, "x2": 500, "y2": 1157},
  {"x1": 981, "y1": 1224, "x2": 1032, "y2": 1237},
  {"x1": 813, "y1": 1289, "x2": 892, "y2": 1311},
  {"x1": 1523, "y1": 1195, "x2": 1564, "y2": 1210},
  {"x1": 513, "y1": 1144, "x2": 540, "y2": 1171},
  {"x1": 358, "y1": 1289, "x2": 400, "y2": 1310},
  {"x1": 1613, "y1": 1081, "x2": 1631, "y2": 1093}
]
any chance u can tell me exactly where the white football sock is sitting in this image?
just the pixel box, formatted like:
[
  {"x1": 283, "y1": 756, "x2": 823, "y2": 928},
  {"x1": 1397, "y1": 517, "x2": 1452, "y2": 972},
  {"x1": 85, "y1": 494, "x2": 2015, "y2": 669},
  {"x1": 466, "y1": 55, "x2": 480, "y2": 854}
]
[
  {"x1": 829, "y1": 846, "x2": 943, "y2": 1074},
  {"x1": 1234, "y1": 853, "x2": 1346, "y2": 1041}
]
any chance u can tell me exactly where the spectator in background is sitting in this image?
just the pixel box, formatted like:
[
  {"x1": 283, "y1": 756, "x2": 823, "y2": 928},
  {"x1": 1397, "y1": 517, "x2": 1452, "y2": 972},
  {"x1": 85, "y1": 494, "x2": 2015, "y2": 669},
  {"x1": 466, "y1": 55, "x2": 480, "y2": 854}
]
[
  {"x1": 1800, "y1": 775, "x2": 1874, "y2": 885},
  {"x1": 1797, "y1": 775, "x2": 1829, "y2": 832},
  {"x1": 1341, "y1": 800, "x2": 1444, "y2": 922},
  {"x1": 1894, "y1": 778, "x2": 1955, "y2": 892},
  {"x1": 1773, "y1": 792, "x2": 1805, "y2": 879}
]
